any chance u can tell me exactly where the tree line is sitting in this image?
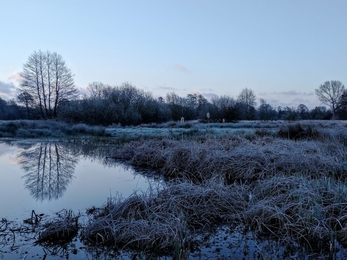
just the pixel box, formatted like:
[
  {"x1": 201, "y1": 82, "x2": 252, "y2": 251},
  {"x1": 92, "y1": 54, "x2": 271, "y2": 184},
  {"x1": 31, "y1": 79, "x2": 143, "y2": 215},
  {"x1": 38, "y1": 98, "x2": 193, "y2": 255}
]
[{"x1": 1, "y1": 50, "x2": 346, "y2": 124}]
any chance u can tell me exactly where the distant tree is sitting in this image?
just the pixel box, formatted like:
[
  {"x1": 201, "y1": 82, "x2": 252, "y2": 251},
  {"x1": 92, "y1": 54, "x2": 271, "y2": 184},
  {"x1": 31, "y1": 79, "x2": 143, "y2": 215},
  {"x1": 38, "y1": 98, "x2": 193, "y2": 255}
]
[
  {"x1": 0, "y1": 96, "x2": 6, "y2": 111},
  {"x1": 277, "y1": 106, "x2": 297, "y2": 121},
  {"x1": 337, "y1": 90, "x2": 347, "y2": 119},
  {"x1": 196, "y1": 94, "x2": 209, "y2": 119},
  {"x1": 258, "y1": 99, "x2": 277, "y2": 121},
  {"x1": 0, "y1": 99, "x2": 22, "y2": 120},
  {"x1": 296, "y1": 104, "x2": 310, "y2": 120},
  {"x1": 212, "y1": 95, "x2": 239, "y2": 122},
  {"x1": 17, "y1": 91, "x2": 34, "y2": 118},
  {"x1": 315, "y1": 80, "x2": 345, "y2": 119},
  {"x1": 184, "y1": 93, "x2": 210, "y2": 120},
  {"x1": 166, "y1": 92, "x2": 184, "y2": 121},
  {"x1": 310, "y1": 106, "x2": 332, "y2": 120},
  {"x1": 19, "y1": 50, "x2": 78, "y2": 119},
  {"x1": 237, "y1": 88, "x2": 256, "y2": 106},
  {"x1": 237, "y1": 88, "x2": 256, "y2": 120}
]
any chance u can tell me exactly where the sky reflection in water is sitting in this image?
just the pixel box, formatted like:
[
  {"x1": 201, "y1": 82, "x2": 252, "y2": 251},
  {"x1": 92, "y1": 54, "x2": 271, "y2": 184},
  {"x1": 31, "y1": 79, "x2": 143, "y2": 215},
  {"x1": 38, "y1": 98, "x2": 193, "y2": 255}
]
[{"x1": 0, "y1": 140, "x2": 158, "y2": 221}]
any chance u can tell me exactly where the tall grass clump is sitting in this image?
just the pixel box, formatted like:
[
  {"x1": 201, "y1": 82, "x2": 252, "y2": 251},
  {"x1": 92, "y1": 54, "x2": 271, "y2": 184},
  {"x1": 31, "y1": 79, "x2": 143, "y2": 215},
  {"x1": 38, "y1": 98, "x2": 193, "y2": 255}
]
[
  {"x1": 82, "y1": 176, "x2": 347, "y2": 258},
  {"x1": 245, "y1": 176, "x2": 347, "y2": 254},
  {"x1": 81, "y1": 180, "x2": 247, "y2": 258},
  {"x1": 35, "y1": 209, "x2": 79, "y2": 246}
]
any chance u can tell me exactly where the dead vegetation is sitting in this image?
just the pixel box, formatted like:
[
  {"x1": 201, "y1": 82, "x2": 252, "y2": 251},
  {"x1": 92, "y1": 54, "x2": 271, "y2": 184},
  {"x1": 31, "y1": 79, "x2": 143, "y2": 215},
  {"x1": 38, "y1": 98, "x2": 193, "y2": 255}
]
[
  {"x1": 35, "y1": 209, "x2": 79, "y2": 246},
  {"x1": 86, "y1": 122, "x2": 347, "y2": 258},
  {"x1": 111, "y1": 125, "x2": 347, "y2": 183},
  {"x1": 81, "y1": 181, "x2": 247, "y2": 257}
]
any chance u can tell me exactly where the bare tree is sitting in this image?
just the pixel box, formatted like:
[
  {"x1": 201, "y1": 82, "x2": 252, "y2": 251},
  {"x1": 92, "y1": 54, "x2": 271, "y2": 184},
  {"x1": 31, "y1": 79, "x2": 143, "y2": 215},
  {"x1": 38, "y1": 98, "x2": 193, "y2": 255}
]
[
  {"x1": 237, "y1": 88, "x2": 256, "y2": 120},
  {"x1": 19, "y1": 50, "x2": 78, "y2": 118},
  {"x1": 315, "y1": 80, "x2": 345, "y2": 119},
  {"x1": 237, "y1": 88, "x2": 256, "y2": 107},
  {"x1": 17, "y1": 91, "x2": 34, "y2": 118}
]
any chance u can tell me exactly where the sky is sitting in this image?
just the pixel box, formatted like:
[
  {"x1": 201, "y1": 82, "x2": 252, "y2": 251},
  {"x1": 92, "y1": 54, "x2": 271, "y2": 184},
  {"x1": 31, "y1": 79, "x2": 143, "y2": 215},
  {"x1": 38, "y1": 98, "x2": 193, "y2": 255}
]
[{"x1": 1, "y1": 0, "x2": 346, "y2": 109}]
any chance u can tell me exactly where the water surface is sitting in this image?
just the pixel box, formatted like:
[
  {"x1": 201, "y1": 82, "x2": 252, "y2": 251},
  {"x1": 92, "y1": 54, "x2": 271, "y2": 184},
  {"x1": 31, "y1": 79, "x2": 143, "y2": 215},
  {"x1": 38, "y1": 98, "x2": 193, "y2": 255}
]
[{"x1": 0, "y1": 140, "x2": 157, "y2": 221}]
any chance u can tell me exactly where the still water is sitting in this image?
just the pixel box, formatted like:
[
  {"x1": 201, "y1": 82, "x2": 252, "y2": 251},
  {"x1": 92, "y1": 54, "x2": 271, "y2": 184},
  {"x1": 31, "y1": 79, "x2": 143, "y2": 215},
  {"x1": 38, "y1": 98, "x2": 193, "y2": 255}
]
[
  {"x1": 0, "y1": 140, "x2": 158, "y2": 221},
  {"x1": 0, "y1": 139, "x2": 163, "y2": 259}
]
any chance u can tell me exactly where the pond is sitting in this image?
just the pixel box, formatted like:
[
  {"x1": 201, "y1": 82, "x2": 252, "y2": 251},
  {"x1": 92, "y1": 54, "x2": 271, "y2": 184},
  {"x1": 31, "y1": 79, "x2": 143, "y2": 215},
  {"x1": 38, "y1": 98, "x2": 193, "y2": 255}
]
[
  {"x1": 2, "y1": 139, "x2": 346, "y2": 259},
  {"x1": 0, "y1": 139, "x2": 160, "y2": 259}
]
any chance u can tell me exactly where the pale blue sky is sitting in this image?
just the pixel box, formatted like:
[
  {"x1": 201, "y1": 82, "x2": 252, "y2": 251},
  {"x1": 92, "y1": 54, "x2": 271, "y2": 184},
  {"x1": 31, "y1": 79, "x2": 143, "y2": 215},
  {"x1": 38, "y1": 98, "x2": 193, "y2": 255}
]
[{"x1": 1, "y1": 0, "x2": 346, "y2": 109}]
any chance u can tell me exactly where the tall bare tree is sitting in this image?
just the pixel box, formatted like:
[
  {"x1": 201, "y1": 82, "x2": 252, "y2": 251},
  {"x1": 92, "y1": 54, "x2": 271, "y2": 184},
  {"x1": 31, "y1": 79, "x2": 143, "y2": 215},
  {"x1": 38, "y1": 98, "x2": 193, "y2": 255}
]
[
  {"x1": 315, "y1": 80, "x2": 345, "y2": 119},
  {"x1": 237, "y1": 88, "x2": 256, "y2": 120},
  {"x1": 19, "y1": 50, "x2": 78, "y2": 118},
  {"x1": 237, "y1": 88, "x2": 256, "y2": 108}
]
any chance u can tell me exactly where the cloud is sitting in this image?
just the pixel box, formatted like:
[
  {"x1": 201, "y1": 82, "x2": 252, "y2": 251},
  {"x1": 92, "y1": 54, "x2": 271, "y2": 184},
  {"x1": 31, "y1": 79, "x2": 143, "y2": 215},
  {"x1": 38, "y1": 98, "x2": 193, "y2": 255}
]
[
  {"x1": 0, "y1": 80, "x2": 16, "y2": 99},
  {"x1": 0, "y1": 81, "x2": 15, "y2": 94},
  {"x1": 8, "y1": 71, "x2": 23, "y2": 83},
  {"x1": 0, "y1": 72, "x2": 24, "y2": 100},
  {"x1": 201, "y1": 92, "x2": 219, "y2": 101},
  {"x1": 273, "y1": 90, "x2": 314, "y2": 96},
  {"x1": 174, "y1": 64, "x2": 189, "y2": 73},
  {"x1": 256, "y1": 90, "x2": 321, "y2": 110},
  {"x1": 156, "y1": 85, "x2": 179, "y2": 91}
]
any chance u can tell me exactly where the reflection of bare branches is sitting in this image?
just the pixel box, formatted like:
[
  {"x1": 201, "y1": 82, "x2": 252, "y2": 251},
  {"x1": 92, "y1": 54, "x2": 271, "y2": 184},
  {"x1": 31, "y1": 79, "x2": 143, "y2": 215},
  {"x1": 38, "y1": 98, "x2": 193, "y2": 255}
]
[
  {"x1": 0, "y1": 217, "x2": 37, "y2": 256},
  {"x1": 18, "y1": 142, "x2": 78, "y2": 201}
]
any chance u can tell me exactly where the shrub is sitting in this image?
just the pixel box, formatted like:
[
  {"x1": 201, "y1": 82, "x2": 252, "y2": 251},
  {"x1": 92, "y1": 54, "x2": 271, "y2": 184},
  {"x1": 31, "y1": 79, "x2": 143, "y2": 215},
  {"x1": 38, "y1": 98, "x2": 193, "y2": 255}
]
[{"x1": 278, "y1": 123, "x2": 320, "y2": 140}]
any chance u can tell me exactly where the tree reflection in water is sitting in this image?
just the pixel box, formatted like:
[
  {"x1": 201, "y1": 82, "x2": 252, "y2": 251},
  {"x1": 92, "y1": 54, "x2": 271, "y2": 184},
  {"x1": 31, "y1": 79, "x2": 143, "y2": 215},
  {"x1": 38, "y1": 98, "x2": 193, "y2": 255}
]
[{"x1": 18, "y1": 142, "x2": 78, "y2": 201}]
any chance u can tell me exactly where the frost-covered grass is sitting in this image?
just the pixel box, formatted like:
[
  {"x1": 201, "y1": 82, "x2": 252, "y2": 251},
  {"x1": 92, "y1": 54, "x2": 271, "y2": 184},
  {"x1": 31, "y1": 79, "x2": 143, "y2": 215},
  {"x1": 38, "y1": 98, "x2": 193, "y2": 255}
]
[
  {"x1": 0, "y1": 120, "x2": 109, "y2": 138},
  {"x1": 111, "y1": 129, "x2": 347, "y2": 182},
  {"x1": 92, "y1": 121, "x2": 347, "y2": 258},
  {"x1": 81, "y1": 177, "x2": 347, "y2": 258}
]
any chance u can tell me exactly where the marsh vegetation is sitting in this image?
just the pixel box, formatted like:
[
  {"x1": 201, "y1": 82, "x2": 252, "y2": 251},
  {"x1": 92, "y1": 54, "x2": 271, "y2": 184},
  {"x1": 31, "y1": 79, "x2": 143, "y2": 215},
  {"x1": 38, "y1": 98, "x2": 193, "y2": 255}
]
[
  {"x1": 102, "y1": 121, "x2": 347, "y2": 258},
  {"x1": 1, "y1": 120, "x2": 347, "y2": 259}
]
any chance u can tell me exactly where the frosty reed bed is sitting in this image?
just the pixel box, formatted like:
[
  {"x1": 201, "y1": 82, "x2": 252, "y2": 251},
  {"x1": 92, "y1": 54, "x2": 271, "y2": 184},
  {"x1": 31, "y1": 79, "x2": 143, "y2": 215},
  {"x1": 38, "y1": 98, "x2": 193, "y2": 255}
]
[
  {"x1": 111, "y1": 133, "x2": 347, "y2": 182},
  {"x1": 95, "y1": 123, "x2": 347, "y2": 257},
  {"x1": 81, "y1": 177, "x2": 347, "y2": 258}
]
